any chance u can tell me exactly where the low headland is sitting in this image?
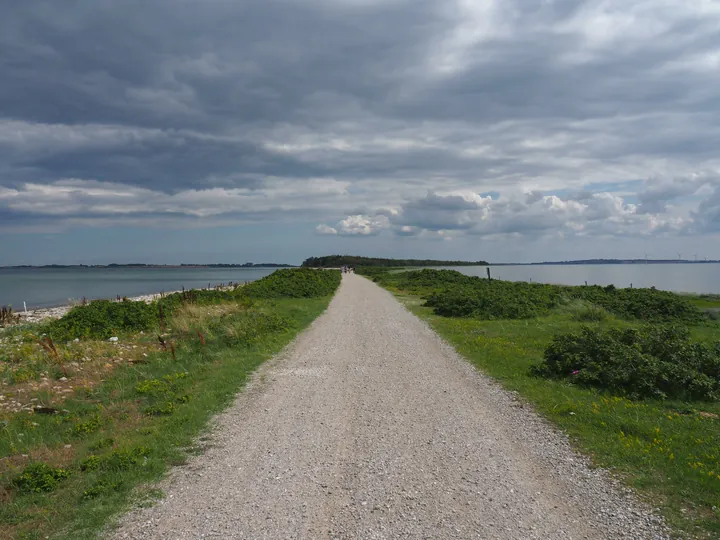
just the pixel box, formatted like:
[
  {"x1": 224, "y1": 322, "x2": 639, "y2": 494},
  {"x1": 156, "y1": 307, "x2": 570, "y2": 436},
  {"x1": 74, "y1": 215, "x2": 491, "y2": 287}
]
[{"x1": 301, "y1": 255, "x2": 489, "y2": 267}]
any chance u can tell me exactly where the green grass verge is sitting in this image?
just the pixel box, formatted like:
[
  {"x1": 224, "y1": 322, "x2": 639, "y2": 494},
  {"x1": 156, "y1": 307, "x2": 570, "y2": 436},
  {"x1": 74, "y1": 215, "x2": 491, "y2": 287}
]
[
  {"x1": 0, "y1": 296, "x2": 331, "y2": 540},
  {"x1": 386, "y1": 290, "x2": 720, "y2": 539}
]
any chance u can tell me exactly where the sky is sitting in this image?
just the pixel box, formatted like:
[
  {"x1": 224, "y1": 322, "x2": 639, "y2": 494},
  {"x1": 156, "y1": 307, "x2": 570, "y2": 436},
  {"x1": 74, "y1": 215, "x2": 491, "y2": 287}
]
[{"x1": 2, "y1": 0, "x2": 720, "y2": 265}]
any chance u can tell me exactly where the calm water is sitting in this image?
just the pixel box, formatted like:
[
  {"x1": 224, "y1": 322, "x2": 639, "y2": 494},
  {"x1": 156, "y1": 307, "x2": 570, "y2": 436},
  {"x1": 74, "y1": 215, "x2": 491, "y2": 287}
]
[
  {"x1": 446, "y1": 264, "x2": 720, "y2": 294},
  {"x1": 0, "y1": 267, "x2": 278, "y2": 309}
]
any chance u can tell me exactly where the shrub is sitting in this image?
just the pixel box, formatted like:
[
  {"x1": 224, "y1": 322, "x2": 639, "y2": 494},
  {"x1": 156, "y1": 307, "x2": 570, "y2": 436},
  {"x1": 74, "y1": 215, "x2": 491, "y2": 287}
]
[
  {"x1": 423, "y1": 277, "x2": 560, "y2": 320},
  {"x1": 47, "y1": 299, "x2": 158, "y2": 341},
  {"x1": 570, "y1": 286, "x2": 702, "y2": 323},
  {"x1": 13, "y1": 462, "x2": 71, "y2": 493},
  {"x1": 242, "y1": 269, "x2": 341, "y2": 298},
  {"x1": 384, "y1": 269, "x2": 704, "y2": 323},
  {"x1": 534, "y1": 325, "x2": 720, "y2": 400}
]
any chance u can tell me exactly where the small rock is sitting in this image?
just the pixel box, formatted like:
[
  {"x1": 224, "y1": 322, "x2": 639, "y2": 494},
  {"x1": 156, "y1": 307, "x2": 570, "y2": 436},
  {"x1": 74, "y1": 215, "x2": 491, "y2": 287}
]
[
  {"x1": 109, "y1": 336, "x2": 119, "y2": 342},
  {"x1": 59, "y1": 377, "x2": 68, "y2": 382}
]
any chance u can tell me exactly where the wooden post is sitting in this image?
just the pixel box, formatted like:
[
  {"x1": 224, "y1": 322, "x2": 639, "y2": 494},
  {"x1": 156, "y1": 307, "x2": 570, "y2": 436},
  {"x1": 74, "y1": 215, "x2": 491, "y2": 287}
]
[{"x1": 486, "y1": 267, "x2": 491, "y2": 282}]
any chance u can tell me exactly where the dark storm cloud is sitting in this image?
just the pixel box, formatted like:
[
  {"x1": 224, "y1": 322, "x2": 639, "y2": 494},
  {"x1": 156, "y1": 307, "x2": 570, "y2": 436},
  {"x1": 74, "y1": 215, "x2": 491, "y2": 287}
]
[{"x1": 1, "y1": 0, "x2": 720, "y2": 240}]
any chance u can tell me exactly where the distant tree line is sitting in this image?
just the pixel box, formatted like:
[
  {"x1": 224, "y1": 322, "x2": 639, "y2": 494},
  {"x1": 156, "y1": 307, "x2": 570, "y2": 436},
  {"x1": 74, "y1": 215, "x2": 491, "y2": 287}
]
[{"x1": 301, "y1": 255, "x2": 488, "y2": 268}]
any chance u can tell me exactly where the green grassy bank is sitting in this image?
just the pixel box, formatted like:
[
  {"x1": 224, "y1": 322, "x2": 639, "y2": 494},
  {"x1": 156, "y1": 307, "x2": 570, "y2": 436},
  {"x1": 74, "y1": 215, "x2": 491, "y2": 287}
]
[
  {"x1": 361, "y1": 267, "x2": 720, "y2": 539},
  {"x1": 0, "y1": 269, "x2": 340, "y2": 540}
]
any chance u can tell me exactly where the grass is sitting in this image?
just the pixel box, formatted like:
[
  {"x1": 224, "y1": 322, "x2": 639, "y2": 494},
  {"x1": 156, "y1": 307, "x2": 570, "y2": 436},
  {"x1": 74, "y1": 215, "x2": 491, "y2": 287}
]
[
  {"x1": 364, "y1": 269, "x2": 720, "y2": 539},
  {"x1": 0, "y1": 271, "x2": 339, "y2": 540}
]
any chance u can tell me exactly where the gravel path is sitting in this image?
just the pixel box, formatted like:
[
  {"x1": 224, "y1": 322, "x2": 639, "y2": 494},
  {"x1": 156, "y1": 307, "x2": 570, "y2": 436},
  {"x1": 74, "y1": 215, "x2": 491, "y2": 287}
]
[{"x1": 111, "y1": 274, "x2": 669, "y2": 540}]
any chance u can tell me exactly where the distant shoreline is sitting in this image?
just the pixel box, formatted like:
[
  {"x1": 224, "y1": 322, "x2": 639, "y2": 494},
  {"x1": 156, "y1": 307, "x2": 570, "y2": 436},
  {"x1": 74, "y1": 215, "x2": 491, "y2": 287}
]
[
  {"x1": 3, "y1": 260, "x2": 720, "y2": 270},
  {"x1": 0, "y1": 264, "x2": 296, "y2": 270},
  {"x1": 491, "y1": 260, "x2": 720, "y2": 266}
]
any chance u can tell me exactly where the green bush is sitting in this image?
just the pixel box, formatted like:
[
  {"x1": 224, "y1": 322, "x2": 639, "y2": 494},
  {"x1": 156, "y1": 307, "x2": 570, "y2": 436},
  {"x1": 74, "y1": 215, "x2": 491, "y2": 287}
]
[
  {"x1": 534, "y1": 325, "x2": 720, "y2": 400},
  {"x1": 384, "y1": 269, "x2": 704, "y2": 323},
  {"x1": 242, "y1": 269, "x2": 341, "y2": 298},
  {"x1": 47, "y1": 299, "x2": 158, "y2": 341},
  {"x1": 13, "y1": 462, "x2": 71, "y2": 493},
  {"x1": 423, "y1": 274, "x2": 560, "y2": 320}
]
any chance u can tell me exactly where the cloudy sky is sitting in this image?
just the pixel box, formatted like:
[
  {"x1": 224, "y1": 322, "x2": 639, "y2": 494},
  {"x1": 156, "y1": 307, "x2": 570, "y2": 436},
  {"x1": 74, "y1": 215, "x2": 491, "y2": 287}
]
[{"x1": 2, "y1": 0, "x2": 720, "y2": 265}]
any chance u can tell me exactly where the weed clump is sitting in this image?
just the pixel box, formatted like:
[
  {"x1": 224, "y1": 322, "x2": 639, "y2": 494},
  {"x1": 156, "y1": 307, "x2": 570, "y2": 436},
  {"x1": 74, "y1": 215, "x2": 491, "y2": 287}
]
[
  {"x1": 89, "y1": 438, "x2": 115, "y2": 451},
  {"x1": 81, "y1": 447, "x2": 152, "y2": 473},
  {"x1": 82, "y1": 479, "x2": 124, "y2": 500},
  {"x1": 72, "y1": 414, "x2": 103, "y2": 436},
  {"x1": 13, "y1": 462, "x2": 71, "y2": 493},
  {"x1": 534, "y1": 325, "x2": 720, "y2": 400}
]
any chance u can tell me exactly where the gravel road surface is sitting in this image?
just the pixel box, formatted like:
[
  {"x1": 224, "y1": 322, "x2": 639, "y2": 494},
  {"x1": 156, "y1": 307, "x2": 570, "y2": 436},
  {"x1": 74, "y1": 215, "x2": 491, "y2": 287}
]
[{"x1": 112, "y1": 274, "x2": 668, "y2": 539}]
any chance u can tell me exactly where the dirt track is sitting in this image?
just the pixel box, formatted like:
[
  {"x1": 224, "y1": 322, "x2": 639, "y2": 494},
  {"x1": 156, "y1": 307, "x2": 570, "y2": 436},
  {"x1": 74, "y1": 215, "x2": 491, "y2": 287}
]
[{"x1": 112, "y1": 274, "x2": 667, "y2": 539}]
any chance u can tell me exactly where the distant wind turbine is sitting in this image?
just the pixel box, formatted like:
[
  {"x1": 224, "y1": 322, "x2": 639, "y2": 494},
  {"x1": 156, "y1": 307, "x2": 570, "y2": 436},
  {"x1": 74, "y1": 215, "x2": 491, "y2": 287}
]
[
  {"x1": 694, "y1": 253, "x2": 698, "y2": 262},
  {"x1": 677, "y1": 252, "x2": 682, "y2": 261},
  {"x1": 644, "y1": 252, "x2": 649, "y2": 264}
]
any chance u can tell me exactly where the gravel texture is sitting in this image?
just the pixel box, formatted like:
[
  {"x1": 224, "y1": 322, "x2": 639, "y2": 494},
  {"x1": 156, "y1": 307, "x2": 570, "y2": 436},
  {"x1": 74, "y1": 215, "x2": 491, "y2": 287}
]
[{"x1": 111, "y1": 274, "x2": 669, "y2": 540}]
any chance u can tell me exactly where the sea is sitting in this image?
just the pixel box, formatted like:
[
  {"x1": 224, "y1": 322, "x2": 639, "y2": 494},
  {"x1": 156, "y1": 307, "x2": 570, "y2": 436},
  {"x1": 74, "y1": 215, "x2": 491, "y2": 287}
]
[
  {"x1": 0, "y1": 267, "x2": 278, "y2": 310},
  {"x1": 2, "y1": 263, "x2": 720, "y2": 310},
  {"x1": 448, "y1": 264, "x2": 720, "y2": 295}
]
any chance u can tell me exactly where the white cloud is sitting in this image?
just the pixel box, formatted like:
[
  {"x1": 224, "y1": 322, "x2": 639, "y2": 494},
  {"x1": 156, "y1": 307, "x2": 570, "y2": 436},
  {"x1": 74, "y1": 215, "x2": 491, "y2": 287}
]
[
  {"x1": 315, "y1": 223, "x2": 338, "y2": 235},
  {"x1": 321, "y1": 188, "x2": 697, "y2": 241},
  {"x1": 336, "y1": 214, "x2": 391, "y2": 236}
]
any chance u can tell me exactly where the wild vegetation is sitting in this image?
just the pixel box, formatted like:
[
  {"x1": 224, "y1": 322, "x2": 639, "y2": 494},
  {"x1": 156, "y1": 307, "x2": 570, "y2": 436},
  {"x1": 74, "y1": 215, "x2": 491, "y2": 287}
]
[
  {"x1": 0, "y1": 269, "x2": 340, "y2": 540},
  {"x1": 302, "y1": 255, "x2": 488, "y2": 268},
  {"x1": 360, "y1": 266, "x2": 720, "y2": 538},
  {"x1": 41, "y1": 269, "x2": 340, "y2": 343},
  {"x1": 536, "y1": 325, "x2": 720, "y2": 400},
  {"x1": 371, "y1": 268, "x2": 705, "y2": 323},
  {"x1": 0, "y1": 306, "x2": 20, "y2": 327},
  {"x1": 242, "y1": 268, "x2": 341, "y2": 298}
]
